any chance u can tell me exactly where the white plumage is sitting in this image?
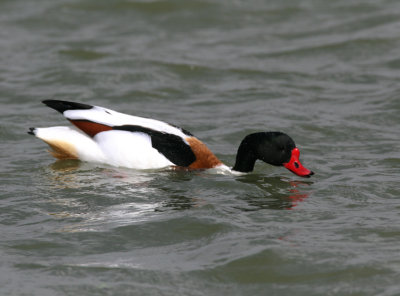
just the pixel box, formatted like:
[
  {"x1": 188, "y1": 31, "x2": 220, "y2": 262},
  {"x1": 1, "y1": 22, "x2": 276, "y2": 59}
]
[
  {"x1": 94, "y1": 130, "x2": 174, "y2": 169},
  {"x1": 64, "y1": 105, "x2": 189, "y2": 139},
  {"x1": 32, "y1": 126, "x2": 175, "y2": 169},
  {"x1": 33, "y1": 126, "x2": 105, "y2": 162},
  {"x1": 29, "y1": 100, "x2": 194, "y2": 169}
]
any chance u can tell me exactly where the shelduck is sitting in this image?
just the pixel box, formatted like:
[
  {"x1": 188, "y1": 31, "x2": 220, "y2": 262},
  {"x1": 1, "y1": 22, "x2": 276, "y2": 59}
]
[{"x1": 28, "y1": 100, "x2": 314, "y2": 177}]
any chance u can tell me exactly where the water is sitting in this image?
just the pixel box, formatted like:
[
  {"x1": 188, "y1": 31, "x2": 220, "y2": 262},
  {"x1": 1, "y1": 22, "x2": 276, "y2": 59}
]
[{"x1": 1, "y1": 0, "x2": 400, "y2": 295}]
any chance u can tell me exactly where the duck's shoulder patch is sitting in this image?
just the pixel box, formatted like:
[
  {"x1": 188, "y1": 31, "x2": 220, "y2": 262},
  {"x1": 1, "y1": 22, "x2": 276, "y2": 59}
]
[
  {"x1": 113, "y1": 125, "x2": 196, "y2": 167},
  {"x1": 186, "y1": 137, "x2": 222, "y2": 169},
  {"x1": 69, "y1": 119, "x2": 113, "y2": 137}
]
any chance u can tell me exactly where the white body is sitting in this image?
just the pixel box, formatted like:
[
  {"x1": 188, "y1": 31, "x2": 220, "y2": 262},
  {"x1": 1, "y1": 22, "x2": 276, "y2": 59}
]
[
  {"x1": 34, "y1": 126, "x2": 175, "y2": 169},
  {"x1": 31, "y1": 102, "x2": 233, "y2": 171},
  {"x1": 33, "y1": 104, "x2": 189, "y2": 169}
]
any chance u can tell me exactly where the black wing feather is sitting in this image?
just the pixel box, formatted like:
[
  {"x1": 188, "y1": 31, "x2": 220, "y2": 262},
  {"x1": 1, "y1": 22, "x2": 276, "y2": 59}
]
[
  {"x1": 113, "y1": 125, "x2": 196, "y2": 167},
  {"x1": 42, "y1": 100, "x2": 93, "y2": 114}
]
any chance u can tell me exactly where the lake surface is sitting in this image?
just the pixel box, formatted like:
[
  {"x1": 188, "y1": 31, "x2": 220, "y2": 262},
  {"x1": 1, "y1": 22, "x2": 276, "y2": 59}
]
[{"x1": 1, "y1": 0, "x2": 400, "y2": 295}]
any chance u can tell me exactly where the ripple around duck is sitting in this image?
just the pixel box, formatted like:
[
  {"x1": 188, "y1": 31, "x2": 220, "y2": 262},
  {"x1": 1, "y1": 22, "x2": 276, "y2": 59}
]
[
  {"x1": 2, "y1": 0, "x2": 400, "y2": 294},
  {"x1": 58, "y1": 49, "x2": 109, "y2": 61},
  {"x1": 258, "y1": 37, "x2": 398, "y2": 61},
  {"x1": 63, "y1": 0, "x2": 219, "y2": 14}
]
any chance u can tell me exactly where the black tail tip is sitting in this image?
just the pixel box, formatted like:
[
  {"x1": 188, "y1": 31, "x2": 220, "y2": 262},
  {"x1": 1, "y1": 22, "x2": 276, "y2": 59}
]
[
  {"x1": 42, "y1": 100, "x2": 93, "y2": 114},
  {"x1": 27, "y1": 127, "x2": 36, "y2": 135}
]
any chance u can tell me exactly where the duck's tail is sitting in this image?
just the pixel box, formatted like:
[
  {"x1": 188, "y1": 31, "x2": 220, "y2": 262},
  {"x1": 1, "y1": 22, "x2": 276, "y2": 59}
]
[{"x1": 28, "y1": 126, "x2": 104, "y2": 161}]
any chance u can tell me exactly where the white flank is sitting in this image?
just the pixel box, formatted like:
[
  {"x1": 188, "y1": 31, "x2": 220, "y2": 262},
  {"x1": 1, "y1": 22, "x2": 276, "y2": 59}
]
[
  {"x1": 33, "y1": 126, "x2": 174, "y2": 169},
  {"x1": 94, "y1": 130, "x2": 174, "y2": 169}
]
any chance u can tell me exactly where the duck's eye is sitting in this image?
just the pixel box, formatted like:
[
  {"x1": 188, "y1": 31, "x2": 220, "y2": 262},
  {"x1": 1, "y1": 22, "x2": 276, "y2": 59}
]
[{"x1": 294, "y1": 162, "x2": 299, "y2": 168}]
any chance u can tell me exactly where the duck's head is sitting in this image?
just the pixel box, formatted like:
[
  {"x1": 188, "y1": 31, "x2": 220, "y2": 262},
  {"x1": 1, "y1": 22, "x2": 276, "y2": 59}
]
[{"x1": 232, "y1": 132, "x2": 314, "y2": 177}]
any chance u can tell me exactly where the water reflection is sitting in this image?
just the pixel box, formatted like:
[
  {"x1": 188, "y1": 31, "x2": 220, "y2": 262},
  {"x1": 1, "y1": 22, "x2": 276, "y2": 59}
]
[
  {"x1": 156, "y1": 194, "x2": 204, "y2": 211},
  {"x1": 236, "y1": 174, "x2": 312, "y2": 210},
  {"x1": 43, "y1": 161, "x2": 163, "y2": 232},
  {"x1": 48, "y1": 160, "x2": 82, "y2": 188},
  {"x1": 58, "y1": 202, "x2": 161, "y2": 233},
  {"x1": 47, "y1": 160, "x2": 156, "y2": 192},
  {"x1": 156, "y1": 169, "x2": 202, "y2": 211},
  {"x1": 41, "y1": 160, "x2": 312, "y2": 233},
  {"x1": 45, "y1": 163, "x2": 209, "y2": 231}
]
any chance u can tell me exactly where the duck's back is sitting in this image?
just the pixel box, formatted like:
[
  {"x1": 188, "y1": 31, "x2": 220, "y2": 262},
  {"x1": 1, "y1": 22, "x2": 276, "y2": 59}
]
[{"x1": 30, "y1": 100, "x2": 223, "y2": 170}]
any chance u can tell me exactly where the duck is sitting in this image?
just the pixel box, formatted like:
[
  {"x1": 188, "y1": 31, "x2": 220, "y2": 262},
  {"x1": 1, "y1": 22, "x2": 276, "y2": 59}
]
[{"x1": 28, "y1": 100, "x2": 314, "y2": 177}]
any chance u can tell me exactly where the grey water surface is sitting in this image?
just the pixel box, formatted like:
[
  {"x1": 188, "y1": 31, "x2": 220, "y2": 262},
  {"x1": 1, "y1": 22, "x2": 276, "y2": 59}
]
[{"x1": 1, "y1": 0, "x2": 400, "y2": 295}]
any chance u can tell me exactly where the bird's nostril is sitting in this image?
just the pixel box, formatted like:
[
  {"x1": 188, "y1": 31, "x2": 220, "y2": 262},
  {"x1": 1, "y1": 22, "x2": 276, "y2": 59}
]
[{"x1": 294, "y1": 162, "x2": 299, "y2": 168}]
